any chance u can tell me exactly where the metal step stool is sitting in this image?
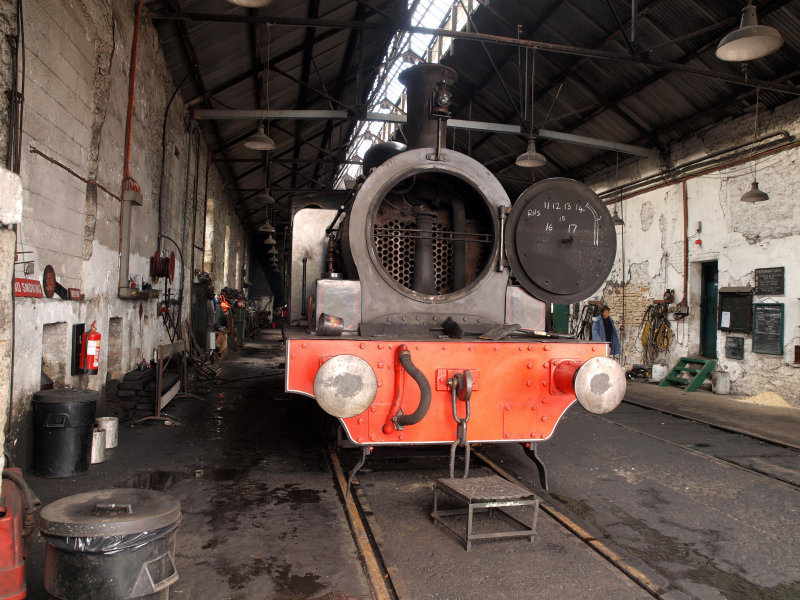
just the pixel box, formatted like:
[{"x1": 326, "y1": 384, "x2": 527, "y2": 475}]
[{"x1": 431, "y1": 475, "x2": 539, "y2": 551}]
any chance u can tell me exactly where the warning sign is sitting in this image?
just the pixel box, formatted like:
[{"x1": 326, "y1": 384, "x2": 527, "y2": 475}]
[{"x1": 14, "y1": 278, "x2": 44, "y2": 298}]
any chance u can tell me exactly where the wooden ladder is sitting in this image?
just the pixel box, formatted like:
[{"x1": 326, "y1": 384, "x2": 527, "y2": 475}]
[{"x1": 659, "y1": 357, "x2": 717, "y2": 392}]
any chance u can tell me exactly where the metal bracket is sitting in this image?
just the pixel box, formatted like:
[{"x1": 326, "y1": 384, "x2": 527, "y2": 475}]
[
  {"x1": 392, "y1": 408, "x2": 405, "y2": 431},
  {"x1": 346, "y1": 446, "x2": 371, "y2": 498},
  {"x1": 425, "y1": 152, "x2": 448, "y2": 162},
  {"x1": 522, "y1": 443, "x2": 549, "y2": 490}
]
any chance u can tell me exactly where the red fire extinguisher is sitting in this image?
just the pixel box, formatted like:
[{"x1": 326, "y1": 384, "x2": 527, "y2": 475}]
[{"x1": 79, "y1": 321, "x2": 101, "y2": 375}]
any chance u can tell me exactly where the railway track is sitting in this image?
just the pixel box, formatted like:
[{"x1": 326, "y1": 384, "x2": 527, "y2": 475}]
[
  {"x1": 598, "y1": 401, "x2": 800, "y2": 490},
  {"x1": 329, "y1": 401, "x2": 800, "y2": 600},
  {"x1": 329, "y1": 446, "x2": 673, "y2": 600}
]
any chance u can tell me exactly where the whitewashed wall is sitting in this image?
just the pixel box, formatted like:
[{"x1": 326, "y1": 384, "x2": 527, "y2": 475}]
[
  {"x1": 0, "y1": 0, "x2": 249, "y2": 465},
  {"x1": 586, "y1": 98, "x2": 800, "y2": 407}
]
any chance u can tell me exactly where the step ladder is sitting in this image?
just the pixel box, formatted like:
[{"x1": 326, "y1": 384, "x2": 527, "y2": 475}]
[{"x1": 659, "y1": 357, "x2": 717, "y2": 392}]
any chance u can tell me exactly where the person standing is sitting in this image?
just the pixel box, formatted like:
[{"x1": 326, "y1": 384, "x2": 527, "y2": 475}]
[{"x1": 591, "y1": 305, "x2": 621, "y2": 356}]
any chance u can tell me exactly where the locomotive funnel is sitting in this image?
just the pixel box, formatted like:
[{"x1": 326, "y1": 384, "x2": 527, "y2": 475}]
[{"x1": 398, "y1": 64, "x2": 458, "y2": 150}]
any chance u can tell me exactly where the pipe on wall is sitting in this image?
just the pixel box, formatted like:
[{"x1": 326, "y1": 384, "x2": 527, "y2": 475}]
[
  {"x1": 681, "y1": 180, "x2": 688, "y2": 307},
  {"x1": 602, "y1": 132, "x2": 794, "y2": 202},
  {"x1": 118, "y1": 0, "x2": 144, "y2": 297}
]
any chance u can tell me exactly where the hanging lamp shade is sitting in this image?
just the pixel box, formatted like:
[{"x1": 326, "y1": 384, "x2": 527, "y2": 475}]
[
  {"x1": 264, "y1": 233, "x2": 276, "y2": 245},
  {"x1": 612, "y1": 211, "x2": 625, "y2": 226},
  {"x1": 515, "y1": 139, "x2": 547, "y2": 168},
  {"x1": 740, "y1": 180, "x2": 769, "y2": 202},
  {"x1": 258, "y1": 220, "x2": 275, "y2": 233},
  {"x1": 716, "y1": 2, "x2": 783, "y2": 61},
  {"x1": 267, "y1": 247, "x2": 278, "y2": 256},
  {"x1": 244, "y1": 123, "x2": 275, "y2": 151},
  {"x1": 226, "y1": 0, "x2": 273, "y2": 7},
  {"x1": 261, "y1": 191, "x2": 276, "y2": 205}
]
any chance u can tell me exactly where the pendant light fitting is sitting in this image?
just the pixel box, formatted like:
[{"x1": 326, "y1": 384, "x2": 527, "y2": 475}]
[
  {"x1": 516, "y1": 139, "x2": 547, "y2": 168},
  {"x1": 716, "y1": 1, "x2": 783, "y2": 62},
  {"x1": 740, "y1": 87, "x2": 769, "y2": 202},
  {"x1": 516, "y1": 49, "x2": 546, "y2": 169},
  {"x1": 740, "y1": 181, "x2": 769, "y2": 202},
  {"x1": 245, "y1": 25, "x2": 276, "y2": 150},
  {"x1": 226, "y1": 0, "x2": 273, "y2": 8},
  {"x1": 244, "y1": 122, "x2": 275, "y2": 151}
]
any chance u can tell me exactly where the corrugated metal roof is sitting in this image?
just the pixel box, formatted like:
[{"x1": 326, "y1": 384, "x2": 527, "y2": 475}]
[{"x1": 146, "y1": 0, "x2": 800, "y2": 233}]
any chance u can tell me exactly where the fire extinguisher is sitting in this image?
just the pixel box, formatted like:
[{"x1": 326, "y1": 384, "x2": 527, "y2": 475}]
[{"x1": 79, "y1": 321, "x2": 101, "y2": 375}]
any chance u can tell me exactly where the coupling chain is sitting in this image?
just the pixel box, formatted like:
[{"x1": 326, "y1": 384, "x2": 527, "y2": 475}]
[{"x1": 448, "y1": 371, "x2": 473, "y2": 479}]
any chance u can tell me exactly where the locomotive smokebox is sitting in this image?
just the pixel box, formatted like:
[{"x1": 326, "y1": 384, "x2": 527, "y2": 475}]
[{"x1": 338, "y1": 63, "x2": 617, "y2": 334}]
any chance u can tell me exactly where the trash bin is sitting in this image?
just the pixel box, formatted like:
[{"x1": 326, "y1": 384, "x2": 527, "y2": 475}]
[
  {"x1": 712, "y1": 371, "x2": 731, "y2": 395},
  {"x1": 651, "y1": 364, "x2": 668, "y2": 383},
  {"x1": 33, "y1": 389, "x2": 97, "y2": 478},
  {"x1": 39, "y1": 488, "x2": 181, "y2": 600},
  {"x1": 96, "y1": 416, "x2": 119, "y2": 448}
]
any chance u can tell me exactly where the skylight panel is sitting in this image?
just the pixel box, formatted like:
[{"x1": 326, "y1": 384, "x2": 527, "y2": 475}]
[{"x1": 335, "y1": 0, "x2": 475, "y2": 188}]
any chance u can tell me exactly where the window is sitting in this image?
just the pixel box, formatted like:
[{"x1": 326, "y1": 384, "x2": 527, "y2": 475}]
[{"x1": 203, "y1": 197, "x2": 215, "y2": 274}]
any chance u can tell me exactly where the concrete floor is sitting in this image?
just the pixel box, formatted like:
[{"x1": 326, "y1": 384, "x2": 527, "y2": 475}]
[
  {"x1": 19, "y1": 335, "x2": 800, "y2": 599},
  {"x1": 25, "y1": 336, "x2": 371, "y2": 599}
]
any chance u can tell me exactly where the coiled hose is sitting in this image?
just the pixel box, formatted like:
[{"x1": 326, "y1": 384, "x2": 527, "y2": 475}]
[
  {"x1": 2, "y1": 469, "x2": 42, "y2": 515},
  {"x1": 3, "y1": 467, "x2": 42, "y2": 538},
  {"x1": 394, "y1": 346, "x2": 431, "y2": 427}
]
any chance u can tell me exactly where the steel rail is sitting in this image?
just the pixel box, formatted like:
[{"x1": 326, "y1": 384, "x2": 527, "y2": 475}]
[
  {"x1": 472, "y1": 449, "x2": 673, "y2": 600},
  {"x1": 621, "y1": 398, "x2": 800, "y2": 450},
  {"x1": 329, "y1": 450, "x2": 396, "y2": 600},
  {"x1": 594, "y1": 408, "x2": 800, "y2": 490}
]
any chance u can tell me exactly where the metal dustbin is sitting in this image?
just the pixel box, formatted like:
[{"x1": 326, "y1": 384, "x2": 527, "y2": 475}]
[
  {"x1": 33, "y1": 389, "x2": 97, "y2": 478},
  {"x1": 39, "y1": 489, "x2": 181, "y2": 600}
]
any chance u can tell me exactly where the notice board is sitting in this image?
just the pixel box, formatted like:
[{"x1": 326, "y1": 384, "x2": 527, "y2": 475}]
[
  {"x1": 725, "y1": 336, "x2": 745, "y2": 360},
  {"x1": 754, "y1": 267, "x2": 784, "y2": 295},
  {"x1": 717, "y1": 291, "x2": 752, "y2": 333},
  {"x1": 752, "y1": 303, "x2": 784, "y2": 355}
]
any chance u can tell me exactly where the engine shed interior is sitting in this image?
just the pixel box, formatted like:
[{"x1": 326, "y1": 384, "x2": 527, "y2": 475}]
[{"x1": 1, "y1": 1, "x2": 800, "y2": 598}]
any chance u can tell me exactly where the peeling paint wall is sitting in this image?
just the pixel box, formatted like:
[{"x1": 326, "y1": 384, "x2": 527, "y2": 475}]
[
  {"x1": 0, "y1": 0, "x2": 248, "y2": 467},
  {"x1": 585, "y1": 101, "x2": 800, "y2": 407}
]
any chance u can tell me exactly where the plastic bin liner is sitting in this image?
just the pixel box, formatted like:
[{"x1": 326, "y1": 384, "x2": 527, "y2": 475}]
[{"x1": 41, "y1": 520, "x2": 180, "y2": 556}]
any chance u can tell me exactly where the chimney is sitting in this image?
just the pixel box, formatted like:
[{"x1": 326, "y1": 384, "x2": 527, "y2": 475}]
[{"x1": 398, "y1": 64, "x2": 458, "y2": 150}]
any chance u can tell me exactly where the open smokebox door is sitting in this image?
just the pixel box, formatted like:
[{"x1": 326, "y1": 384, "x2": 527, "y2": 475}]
[{"x1": 504, "y1": 178, "x2": 617, "y2": 304}]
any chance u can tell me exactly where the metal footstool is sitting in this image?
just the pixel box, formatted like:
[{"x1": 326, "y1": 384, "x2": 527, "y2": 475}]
[{"x1": 431, "y1": 475, "x2": 539, "y2": 551}]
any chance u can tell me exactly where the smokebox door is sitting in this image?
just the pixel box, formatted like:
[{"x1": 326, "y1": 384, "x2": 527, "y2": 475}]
[{"x1": 504, "y1": 178, "x2": 616, "y2": 305}]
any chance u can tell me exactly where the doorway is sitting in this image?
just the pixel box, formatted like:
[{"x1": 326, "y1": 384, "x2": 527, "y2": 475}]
[
  {"x1": 700, "y1": 261, "x2": 718, "y2": 358},
  {"x1": 551, "y1": 304, "x2": 570, "y2": 333}
]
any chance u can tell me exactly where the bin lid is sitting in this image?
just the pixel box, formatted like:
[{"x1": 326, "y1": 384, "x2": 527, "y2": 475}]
[
  {"x1": 33, "y1": 389, "x2": 98, "y2": 404},
  {"x1": 39, "y1": 488, "x2": 181, "y2": 537}
]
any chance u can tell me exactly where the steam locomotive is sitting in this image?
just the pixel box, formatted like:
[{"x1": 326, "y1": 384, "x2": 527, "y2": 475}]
[{"x1": 284, "y1": 64, "x2": 625, "y2": 486}]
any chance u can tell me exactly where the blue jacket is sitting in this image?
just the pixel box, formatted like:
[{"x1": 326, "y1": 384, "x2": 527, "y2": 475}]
[{"x1": 591, "y1": 316, "x2": 621, "y2": 355}]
